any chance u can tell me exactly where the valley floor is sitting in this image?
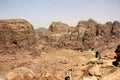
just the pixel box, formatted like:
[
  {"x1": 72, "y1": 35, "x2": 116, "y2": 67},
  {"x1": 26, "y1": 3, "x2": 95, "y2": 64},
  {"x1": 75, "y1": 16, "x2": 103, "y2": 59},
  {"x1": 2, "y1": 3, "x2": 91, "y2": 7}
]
[{"x1": 0, "y1": 48, "x2": 119, "y2": 80}]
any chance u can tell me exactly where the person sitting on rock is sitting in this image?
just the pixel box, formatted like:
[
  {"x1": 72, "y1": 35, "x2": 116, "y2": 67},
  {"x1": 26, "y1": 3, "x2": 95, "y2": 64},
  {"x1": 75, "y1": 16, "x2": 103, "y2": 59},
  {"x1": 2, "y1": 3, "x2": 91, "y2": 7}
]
[
  {"x1": 115, "y1": 45, "x2": 120, "y2": 62},
  {"x1": 64, "y1": 76, "x2": 70, "y2": 80},
  {"x1": 113, "y1": 45, "x2": 120, "y2": 67}
]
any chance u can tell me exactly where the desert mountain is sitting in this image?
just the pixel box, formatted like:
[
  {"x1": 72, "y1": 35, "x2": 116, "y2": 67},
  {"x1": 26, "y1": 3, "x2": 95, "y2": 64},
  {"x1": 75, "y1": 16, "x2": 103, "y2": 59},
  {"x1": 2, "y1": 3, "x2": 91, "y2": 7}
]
[{"x1": 37, "y1": 19, "x2": 120, "y2": 51}]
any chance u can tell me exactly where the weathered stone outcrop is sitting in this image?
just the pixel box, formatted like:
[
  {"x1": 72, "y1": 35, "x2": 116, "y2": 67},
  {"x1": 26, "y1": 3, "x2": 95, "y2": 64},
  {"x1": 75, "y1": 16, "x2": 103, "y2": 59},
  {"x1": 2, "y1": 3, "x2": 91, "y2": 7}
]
[
  {"x1": 48, "y1": 22, "x2": 69, "y2": 34},
  {"x1": 67, "y1": 19, "x2": 96, "y2": 50},
  {"x1": 111, "y1": 21, "x2": 120, "y2": 38},
  {"x1": 70, "y1": 26, "x2": 86, "y2": 41},
  {"x1": 35, "y1": 27, "x2": 48, "y2": 36},
  {"x1": 82, "y1": 29, "x2": 96, "y2": 50},
  {"x1": 77, "y1": 19, "x2": 97, "y2": 30},
  {"x1": 37, "y1": 19, "x2": 120, "y2": 51},
  {"x1": 96, "y1": 22, "x2": 112, "y2": 37},
  {"x1": 73, "y1": 19, "x2": 96, "y2": 37},
  {"x1": 0, "y1": 19, "x2": 36, "y2": 48}
]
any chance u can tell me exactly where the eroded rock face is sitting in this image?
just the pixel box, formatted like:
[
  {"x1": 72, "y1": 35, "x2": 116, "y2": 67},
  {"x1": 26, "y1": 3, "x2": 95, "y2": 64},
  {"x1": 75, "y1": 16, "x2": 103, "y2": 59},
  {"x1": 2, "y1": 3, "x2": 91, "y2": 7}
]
[
  {"x1": 82, "y1": 29, "x2": 96, "y2": 50},
  {"x1": 48, "y1": 22, "x2": 69, "y2": 34},
  {"x1": 72, "y1": 19, "x2": 96, "y2": 39},
  {"x1": 111, "y1": 21, "x2": 120, "y2": 38},
  {"x1": 96, "y1": 22, "x2": 112, "y2": 37},
  {"x1": 37, "y1": 19, "x2": 120, "y2": 51},
  {"x1": 0, "y1": 19, "x2": 36, "y2": 48},
  {"x1": 35, "y1": 27, "x2": 48, "y2": 36},
  {"x1": 77, "y1": 19, "x2": 97, "y2": 30}
]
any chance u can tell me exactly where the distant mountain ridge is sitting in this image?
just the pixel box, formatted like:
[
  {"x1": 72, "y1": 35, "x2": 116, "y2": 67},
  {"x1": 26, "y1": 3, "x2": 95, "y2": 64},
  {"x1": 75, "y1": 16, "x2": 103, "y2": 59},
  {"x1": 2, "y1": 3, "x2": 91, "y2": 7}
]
[
  {"x1": 0, "y1": 18, "x2": 119, "y2": 51},
  {"x1": 36, "y1": 19, "x2": 120, "y2": 50}
]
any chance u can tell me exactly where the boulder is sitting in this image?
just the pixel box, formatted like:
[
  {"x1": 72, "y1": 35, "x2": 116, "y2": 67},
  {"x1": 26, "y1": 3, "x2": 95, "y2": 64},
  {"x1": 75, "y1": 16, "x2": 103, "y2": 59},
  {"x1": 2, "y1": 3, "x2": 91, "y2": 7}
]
[
  {"x1": 5, "y1": 67, "x2": 36, "y2": 80},
  {"x1": 0, "y1": 75, "x2": 7, "y2": 80},
  {"x1": 88, "y1": 64, "x2": 102, "y2": 76},
  {"x1": 101, "y1": 68, "x2": 120, "y2": 80}
]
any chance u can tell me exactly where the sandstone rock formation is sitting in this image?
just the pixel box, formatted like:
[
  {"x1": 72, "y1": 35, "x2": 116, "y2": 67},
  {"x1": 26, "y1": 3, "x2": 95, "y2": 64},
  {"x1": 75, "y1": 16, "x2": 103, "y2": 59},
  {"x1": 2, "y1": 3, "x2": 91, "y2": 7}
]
[
  {"x1": 70, "y1": 19, "x2": 97, "y2": 41},
  {"x1": 96, "y1": 22, "x2": 112, "y2": 37},
  {"x1": 0, "y1": 19, "x2": 36, "y2": 49},
  {"x1": 37, "y1": 19, "x2": 120, "y2": 51},
  {"x1": 111, "y1": 21, "x2": 120, "y2": 38},
  {"x1": 35, "y1": 27, "x2": 48, "y2": 37},
  {"x1": 48, "y1": 22, "x2": 69, "y2": 34},
  {"x1": 82, "y1": 29, "x2": 96, "y2": 50},
  {"x1": 77, "y1": 19, "x2": 97, "y2": 31}
]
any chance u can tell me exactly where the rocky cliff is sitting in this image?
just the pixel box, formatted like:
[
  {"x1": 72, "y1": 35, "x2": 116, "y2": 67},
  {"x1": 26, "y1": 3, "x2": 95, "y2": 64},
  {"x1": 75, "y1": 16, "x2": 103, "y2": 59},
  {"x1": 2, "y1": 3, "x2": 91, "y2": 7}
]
[
  {"x1": 0, "y1": 19, "x2": 36, "y2": 49},
  {"x1": 37, "y1": 19, "x2": 120, "y2": 51}
]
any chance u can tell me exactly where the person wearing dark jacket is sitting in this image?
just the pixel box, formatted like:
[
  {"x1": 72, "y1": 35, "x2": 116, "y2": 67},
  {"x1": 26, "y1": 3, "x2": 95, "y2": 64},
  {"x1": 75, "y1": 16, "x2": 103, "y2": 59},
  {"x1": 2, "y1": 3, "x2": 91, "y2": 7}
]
[{"x1": 113, "y1": 45, "x2": 120, "y2": 67}]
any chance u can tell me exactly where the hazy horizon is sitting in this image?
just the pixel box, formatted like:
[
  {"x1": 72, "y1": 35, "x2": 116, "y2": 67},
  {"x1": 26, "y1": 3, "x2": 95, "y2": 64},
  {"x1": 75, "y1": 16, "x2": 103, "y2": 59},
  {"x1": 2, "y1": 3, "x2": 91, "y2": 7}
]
[{"x1": 0, "y1": 0, "x2": 120, "y2": 28}]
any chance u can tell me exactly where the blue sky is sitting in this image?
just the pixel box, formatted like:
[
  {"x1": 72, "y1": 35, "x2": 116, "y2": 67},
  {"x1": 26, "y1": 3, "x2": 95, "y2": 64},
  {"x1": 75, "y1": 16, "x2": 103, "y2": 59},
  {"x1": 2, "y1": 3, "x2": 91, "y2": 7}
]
[{"x1": 0, "y1": 0, "x2": 120, "y2": 28}]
